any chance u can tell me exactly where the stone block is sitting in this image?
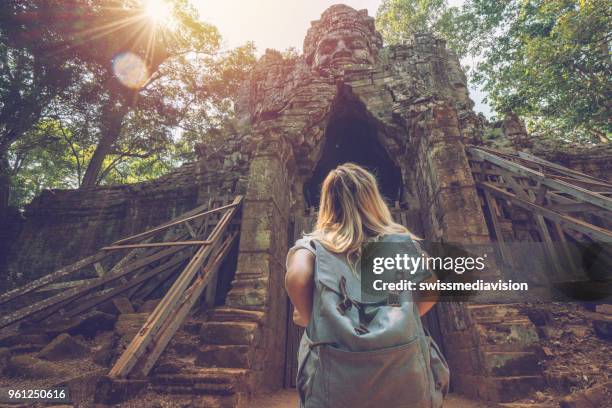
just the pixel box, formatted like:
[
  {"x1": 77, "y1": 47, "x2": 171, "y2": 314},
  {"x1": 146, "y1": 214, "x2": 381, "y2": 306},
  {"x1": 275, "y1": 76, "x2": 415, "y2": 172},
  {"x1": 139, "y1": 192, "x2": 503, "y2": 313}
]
[
  {"x1": 200, "y1": 322, "x2": 260, "y2": 346},
  {"x1": 38, "y1": 333, "x2": 89, "y2": 361},
  {"x1": 483, "y1": 351, "x2": 541, "y2": 377},
  {"x1": 196, "y1": 345, "x2": 254, "y2": 369},
  {"x1": 5, "y1": 355, "x2": 71, "y2": 379}
]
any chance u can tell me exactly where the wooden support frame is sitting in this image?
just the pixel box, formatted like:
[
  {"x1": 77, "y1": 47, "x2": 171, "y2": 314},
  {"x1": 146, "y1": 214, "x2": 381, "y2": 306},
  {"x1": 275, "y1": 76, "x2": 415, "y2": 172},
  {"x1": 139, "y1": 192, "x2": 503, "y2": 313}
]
[
  {"x1": 101, "y1": 241, "x2": 211, "y2": 251},
  {"x1": 0, "y1": 195, "x2": 242, "y2": 330},
  {"x1": 467, "y1": 147, "x2": 612, "y2": 212},
  {"x1": 133, "y1": 231, "x2": 239, "y2": 377},
  {"x1": 477, "y1": 181, "x2": 612, "y2": 242},
  {"x1": 108, "y1": 196, "x2": 242, "y2": 379}
]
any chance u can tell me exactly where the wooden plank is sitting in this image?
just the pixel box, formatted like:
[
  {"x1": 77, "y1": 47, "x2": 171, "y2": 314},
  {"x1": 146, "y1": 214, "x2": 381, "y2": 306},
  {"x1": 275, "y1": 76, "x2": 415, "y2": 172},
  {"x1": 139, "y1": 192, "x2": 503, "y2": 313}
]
[
  {"x1": 516, "y1": 178, "x2": 565, "y2": 276},
  {"x1": 109, "y1": 196, "x2": 242, "y2": 378},
  {"x1": 133, "y1": 232, "x2": 238, "y2": 377},
  {"x1": 468, "y1": 147, "x2": 612, "y2": 212},
  {"x1": 34, "y1": 279, "x2": 97, "y2": 293},
  {"x1": 483, "y1": 190, "x2": 513, "y2": 266},
  {"x1": 517, "y1": 151, "x2": 611, "y2": 185},
  {"x1": 0, "y1": 241, "x2": 192, "y2": 329},
  {"x1": 94, "y1": 262, "x2": 106, "y2": 277},
  {"x1": 548, "y1": 174, "x2": 612, "y2": 190},
  {"x1": 0, "y1": 251, "x2": 109, "y2": 306},
  {"x1": 553, "y1": 222, "x2": 579, "y2": 278},
  {"x1": 478, "y1": 181, "x2": 612, "y2": 242},
  {"x1": 102, "y1": 241, "x2": 211, "y2": 251},
  {"x1": 63, "y1": 253, "x2": 191, "y2": 318},
  {"x1": 112, "y1": 201, "x2": 241, "y2": 246},
  {"x1": 184, "y1": 221, "x2": 197, "y2": 239}
]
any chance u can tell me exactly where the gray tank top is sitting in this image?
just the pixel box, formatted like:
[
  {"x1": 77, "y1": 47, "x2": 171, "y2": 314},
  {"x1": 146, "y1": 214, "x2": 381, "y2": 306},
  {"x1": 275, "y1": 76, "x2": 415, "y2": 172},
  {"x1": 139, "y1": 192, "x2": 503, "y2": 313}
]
[{"x1": 288, "y1": 233, "x2": 447, "y2": 408}]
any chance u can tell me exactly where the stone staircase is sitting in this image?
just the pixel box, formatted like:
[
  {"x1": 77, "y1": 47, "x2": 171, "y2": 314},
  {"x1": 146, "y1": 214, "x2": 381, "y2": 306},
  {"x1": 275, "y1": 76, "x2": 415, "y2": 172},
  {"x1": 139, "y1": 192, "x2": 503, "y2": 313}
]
[
  {"x1": 468, "y1": 303, "x2": 545, "y2": 403},
  {"x1": 145, "y1": 307, "x2": 265, "y2": 407}
]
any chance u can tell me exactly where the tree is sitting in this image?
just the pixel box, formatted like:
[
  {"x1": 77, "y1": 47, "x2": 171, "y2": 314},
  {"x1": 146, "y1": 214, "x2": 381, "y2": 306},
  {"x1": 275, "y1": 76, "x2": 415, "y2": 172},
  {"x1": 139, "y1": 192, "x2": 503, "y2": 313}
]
[
  {"x1": 0, "y1": 0, "x2": 80, "y2": 216},
  {"x1": 2, "y1": 0, "x2": 256, "y2": 207},
  {"x1": 376, "y1": 0, "x2": 612, "y2": 144}
]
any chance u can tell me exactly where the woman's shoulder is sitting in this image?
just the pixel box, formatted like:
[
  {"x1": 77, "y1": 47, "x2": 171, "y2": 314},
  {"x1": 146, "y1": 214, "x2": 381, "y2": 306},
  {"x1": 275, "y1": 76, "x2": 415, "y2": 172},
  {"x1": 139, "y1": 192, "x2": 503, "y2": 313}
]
[{"x1": 380, "y1": 231, "x2": 423, "y2": 243}]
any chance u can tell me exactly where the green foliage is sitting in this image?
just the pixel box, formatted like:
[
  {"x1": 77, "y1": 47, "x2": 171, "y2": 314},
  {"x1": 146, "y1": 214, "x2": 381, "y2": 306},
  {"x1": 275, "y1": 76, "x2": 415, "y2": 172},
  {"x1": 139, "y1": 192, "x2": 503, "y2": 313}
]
[
  {"x1": 376, "y1": 0, "x2": 469, "y2": 57},
  {"x1": 8, "y1": 119, "x2": 85, "y2": 206},
  {"x1": 376, "y1": 0, "x2": 611, "y2": 145},
  {"x1": 1, "y1": 0, "x2": 256, "y2": 208}
]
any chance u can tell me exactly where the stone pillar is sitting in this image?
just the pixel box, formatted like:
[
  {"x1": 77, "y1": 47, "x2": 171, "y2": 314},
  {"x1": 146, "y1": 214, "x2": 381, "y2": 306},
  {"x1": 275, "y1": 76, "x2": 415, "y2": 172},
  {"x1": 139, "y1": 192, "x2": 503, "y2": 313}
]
[
  {"x1": 225, "y1": 134, "x2": 292, "y2": 392},
  {"x1": 412, "y1": 99, "x2": 490, "y2": 244},
  {"x1": 409, "y1": 99, "x2": 503, "y2": 399}
]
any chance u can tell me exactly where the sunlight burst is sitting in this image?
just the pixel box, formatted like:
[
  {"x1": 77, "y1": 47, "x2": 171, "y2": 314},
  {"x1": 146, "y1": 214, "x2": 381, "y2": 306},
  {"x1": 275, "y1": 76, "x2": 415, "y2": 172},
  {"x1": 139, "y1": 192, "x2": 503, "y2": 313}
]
[{"x1": 144, "y1": 0, "x2": 171, "y2": 24}]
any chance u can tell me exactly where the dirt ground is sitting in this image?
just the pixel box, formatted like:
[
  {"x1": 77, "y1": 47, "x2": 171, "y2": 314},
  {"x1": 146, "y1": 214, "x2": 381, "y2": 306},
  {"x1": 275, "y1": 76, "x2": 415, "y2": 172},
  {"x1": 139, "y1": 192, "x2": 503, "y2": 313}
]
[{"x1": 250, "y1": 389, "x2": 488, "y2": 408}]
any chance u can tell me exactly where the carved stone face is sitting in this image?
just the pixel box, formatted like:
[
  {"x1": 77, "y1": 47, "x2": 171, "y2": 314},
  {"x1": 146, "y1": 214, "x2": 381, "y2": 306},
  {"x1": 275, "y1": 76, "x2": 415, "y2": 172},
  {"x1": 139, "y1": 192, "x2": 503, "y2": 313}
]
[{"x1": 313, "y1": 30, "x2": 375, "y2": 69}]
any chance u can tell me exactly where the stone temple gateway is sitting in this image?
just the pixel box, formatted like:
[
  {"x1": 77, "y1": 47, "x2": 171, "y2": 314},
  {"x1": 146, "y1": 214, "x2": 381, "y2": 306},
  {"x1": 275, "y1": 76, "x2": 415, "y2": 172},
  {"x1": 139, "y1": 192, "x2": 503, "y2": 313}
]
[{"x1": 1, "y1": 4, "x2": 611, "y2": 407}]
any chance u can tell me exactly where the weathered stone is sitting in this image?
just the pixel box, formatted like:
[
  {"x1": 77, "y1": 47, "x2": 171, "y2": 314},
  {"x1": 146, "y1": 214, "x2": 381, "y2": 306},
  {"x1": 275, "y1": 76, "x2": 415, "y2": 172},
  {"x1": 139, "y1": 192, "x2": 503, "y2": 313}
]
[
  {"x1": 0, "y1": 347, "x2": 11, "y2": 374},
  {"x1": 47, "y1": 311, "x2": 116, "y2": 339},
  {"x1": 93, "y1": 375, "x2": 147, "y2": 405},
  {"x1": 5, "y1": 355, "x2": 71, "y2": 378},
  {"x1": 38, "y1": 333, "x2": 89, "y2": 361},
  {"x1": 559, "y1": 381, "x2": 612, "y2": 408},
  {"x1": 200, "y1": 322, "x2": 259, "y2": 346},
  {"x1": 592, "y1": 314, "x2": 612, "y2": 341}
]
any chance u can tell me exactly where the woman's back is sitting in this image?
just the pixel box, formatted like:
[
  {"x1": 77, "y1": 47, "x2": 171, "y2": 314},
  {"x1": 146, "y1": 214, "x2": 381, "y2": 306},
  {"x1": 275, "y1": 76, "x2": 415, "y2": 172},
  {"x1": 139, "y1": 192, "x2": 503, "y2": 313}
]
[
  {"x1": 284, "y1": 163, "x2": 448, "y2": 408},
  {"x1": 294, "y1": 233, "x2": 443, "y2": 408}
]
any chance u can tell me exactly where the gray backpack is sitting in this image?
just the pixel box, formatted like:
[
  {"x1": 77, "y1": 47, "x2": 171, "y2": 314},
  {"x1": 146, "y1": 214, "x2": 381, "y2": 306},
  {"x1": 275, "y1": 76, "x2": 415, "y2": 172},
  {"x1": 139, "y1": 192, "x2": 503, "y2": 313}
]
[{"x1": 293, "y1": 233, "x2": 449, "y2": 408}]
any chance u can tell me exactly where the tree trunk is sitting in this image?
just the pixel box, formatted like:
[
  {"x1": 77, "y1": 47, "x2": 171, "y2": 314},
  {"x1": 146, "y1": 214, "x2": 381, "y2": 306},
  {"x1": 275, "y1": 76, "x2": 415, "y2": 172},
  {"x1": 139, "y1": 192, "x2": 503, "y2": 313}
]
[
  {"x1": 80, "y1": 104, "x2": 127, "y2": 188},
  {"x1": 0, "y1": 154, "x2": 10, "y2": 220}
]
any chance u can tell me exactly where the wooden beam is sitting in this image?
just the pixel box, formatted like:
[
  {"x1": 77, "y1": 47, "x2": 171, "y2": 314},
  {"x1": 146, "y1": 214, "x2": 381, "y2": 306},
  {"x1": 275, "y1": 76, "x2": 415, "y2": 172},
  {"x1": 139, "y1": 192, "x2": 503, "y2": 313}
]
[
  {"x1": 0, "y1": 251, "x2": 109, "y2": 306},
  {"x1": 94, "y1": 262, "x2": 106, "y2": 277},
  {"x1": 111, "y1": 201, "x2": 241, "y2": 246},
  {"x1": 468, "y1": 147, "x2": 612, "y2": 212},
  {"x1": 483, "y1": 190, "x2": 513, "y2": 266},
  {"x1": 63, "y1": 252, "x2": 192, "y2": 318},
  {"x1": 477, "y1": 181, "x2": 612, "y2": 242},
  {"x1": 517, "y1": 151, "x2": 611, "y2": 186},
  {"x1": 108, "y1": 196, "x2": 242, "y2": 379},
  {"x1": 102, "y1": 241, "x2": 211, "y2": 251},
  {"x1": 34, "y1": 279, "x2": 97, "y2": 293},
  {"x1": 0, "y1": 242, "x2": 192, "y2": 329},
  {"x1": 133, "y1": 232, "x2": 238, "y2": 377}
]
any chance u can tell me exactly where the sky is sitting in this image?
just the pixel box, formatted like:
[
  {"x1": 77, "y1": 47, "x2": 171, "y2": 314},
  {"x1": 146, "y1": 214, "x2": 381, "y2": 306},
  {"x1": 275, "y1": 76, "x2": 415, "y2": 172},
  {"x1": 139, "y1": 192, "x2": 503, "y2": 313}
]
[{"x1": 191, "y1": 0, "x2": 492, "y2": 117}]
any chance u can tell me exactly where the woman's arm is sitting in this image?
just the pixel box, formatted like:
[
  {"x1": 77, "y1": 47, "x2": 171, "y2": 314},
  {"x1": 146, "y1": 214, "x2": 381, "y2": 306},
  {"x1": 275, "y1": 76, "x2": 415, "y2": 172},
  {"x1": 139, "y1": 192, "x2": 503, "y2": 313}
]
[{"x1": 285, "y1": 248, "x2": 315, "y2": 327}]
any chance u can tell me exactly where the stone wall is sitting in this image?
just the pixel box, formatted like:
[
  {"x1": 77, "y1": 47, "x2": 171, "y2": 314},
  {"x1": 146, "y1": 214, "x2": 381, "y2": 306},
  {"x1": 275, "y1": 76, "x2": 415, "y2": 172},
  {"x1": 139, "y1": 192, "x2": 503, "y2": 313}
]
[{"x1": 2, "y1": 152, "x2": 250, "y2": 291}]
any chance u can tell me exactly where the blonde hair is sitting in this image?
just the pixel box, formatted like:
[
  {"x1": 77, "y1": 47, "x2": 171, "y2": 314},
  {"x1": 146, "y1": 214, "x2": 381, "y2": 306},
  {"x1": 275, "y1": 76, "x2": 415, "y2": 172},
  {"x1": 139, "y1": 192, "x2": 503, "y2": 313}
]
[{"x1": 308, "y1": 163, "x2": 418, "y2": 272}]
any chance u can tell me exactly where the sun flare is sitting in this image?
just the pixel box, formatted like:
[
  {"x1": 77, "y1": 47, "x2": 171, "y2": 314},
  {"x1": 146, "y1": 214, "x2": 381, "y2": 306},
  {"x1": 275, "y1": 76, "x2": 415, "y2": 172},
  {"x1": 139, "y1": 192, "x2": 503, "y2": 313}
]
[{"x1": 144, "y1": 0, "x2": 171, "y2": 24}]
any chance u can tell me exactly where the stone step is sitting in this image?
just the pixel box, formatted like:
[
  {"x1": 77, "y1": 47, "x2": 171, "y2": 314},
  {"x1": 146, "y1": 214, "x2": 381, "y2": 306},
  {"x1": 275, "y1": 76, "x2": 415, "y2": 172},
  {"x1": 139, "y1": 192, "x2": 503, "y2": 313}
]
[
  {"x1": 150, "y1": 368, "x2": 250, "y2": 396},
  {"x1": 151, "y1": 367, "x2": 248, "y2": 386},
  {"x1": 468, "y1": 304, "x2": 522, "y2": 321},
  {"x1": 167, "y1": 329, "x2": 200, "y2": 357},
  {"x1": 200, "y1": 321, "x2": 260, "y2": 346},
  {"x1": 196, "y1": 345, "x2": 255, "y2": 369},
  {"x1": 208, "y1": 307, "x2": 265, "y2": 325},
  {"x1": 485, "y1": 376, "x2": 545, "y2": 403},
  {"x1": 182, "y1": 318, "x2": 204, "y2": 335},
  {"x1": 483, "y1": 351, "x2": 542, "y2": 377},
  {"x1": 476, "y1": 320, "x2": 540, "y2": 352}
]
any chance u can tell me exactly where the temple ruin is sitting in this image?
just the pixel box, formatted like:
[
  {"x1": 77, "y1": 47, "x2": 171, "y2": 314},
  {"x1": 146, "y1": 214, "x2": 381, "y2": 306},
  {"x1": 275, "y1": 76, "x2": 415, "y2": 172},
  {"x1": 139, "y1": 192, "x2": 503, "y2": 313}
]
[{"x1": 1, "y1": 4, "x2": 610, "y2": 407}]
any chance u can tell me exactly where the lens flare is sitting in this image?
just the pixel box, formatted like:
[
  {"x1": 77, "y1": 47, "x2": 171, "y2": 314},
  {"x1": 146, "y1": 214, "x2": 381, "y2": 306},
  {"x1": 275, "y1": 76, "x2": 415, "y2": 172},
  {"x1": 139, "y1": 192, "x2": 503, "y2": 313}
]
[{"x1": 112, "y1": 52, "x2": 149, "y2": 89}]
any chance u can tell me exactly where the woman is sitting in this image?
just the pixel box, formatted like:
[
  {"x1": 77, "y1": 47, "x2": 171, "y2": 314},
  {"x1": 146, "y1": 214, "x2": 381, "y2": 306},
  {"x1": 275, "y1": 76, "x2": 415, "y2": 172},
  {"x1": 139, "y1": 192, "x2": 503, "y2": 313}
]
[{"x1": 285, "y1": 163, "x2": 448, "y2": 408}]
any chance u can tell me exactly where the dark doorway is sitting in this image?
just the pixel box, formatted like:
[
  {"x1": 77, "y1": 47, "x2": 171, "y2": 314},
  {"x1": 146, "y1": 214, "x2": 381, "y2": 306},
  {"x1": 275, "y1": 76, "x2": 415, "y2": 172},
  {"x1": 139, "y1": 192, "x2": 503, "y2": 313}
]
[{"x1": 304, "y1": 115, "x2": 402, "y2": 208}]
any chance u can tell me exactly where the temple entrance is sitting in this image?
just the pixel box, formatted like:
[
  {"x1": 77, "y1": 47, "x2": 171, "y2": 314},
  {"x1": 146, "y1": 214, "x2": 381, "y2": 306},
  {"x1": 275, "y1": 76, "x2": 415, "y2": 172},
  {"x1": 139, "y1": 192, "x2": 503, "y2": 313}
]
[{"x1": 303, "y1": 104, "x2": 402, "y2": 208}]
